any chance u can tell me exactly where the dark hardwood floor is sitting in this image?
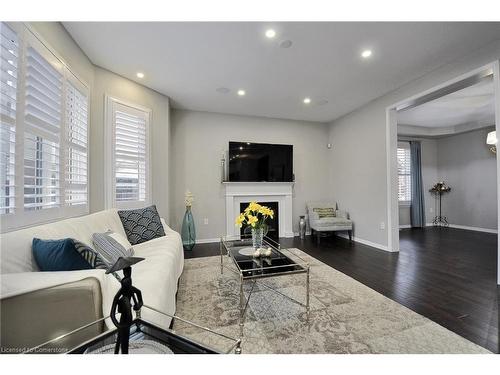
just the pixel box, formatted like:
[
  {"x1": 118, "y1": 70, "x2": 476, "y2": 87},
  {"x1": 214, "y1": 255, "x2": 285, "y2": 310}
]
[{"x1": 185, "y1": 227, "x2": 499, "y2": 353}]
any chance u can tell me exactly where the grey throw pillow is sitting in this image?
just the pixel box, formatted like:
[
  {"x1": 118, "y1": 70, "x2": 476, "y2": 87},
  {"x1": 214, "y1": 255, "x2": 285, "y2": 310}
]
[
  {"x1": 73, "y1": 239, "x2": 108, "y2": 269},
  {"x1": 92, "y1": 231, "x2": 134, "y2": 268},
  {"x1": 117, "y1": 205, "x2": 165, "y2": 245}
]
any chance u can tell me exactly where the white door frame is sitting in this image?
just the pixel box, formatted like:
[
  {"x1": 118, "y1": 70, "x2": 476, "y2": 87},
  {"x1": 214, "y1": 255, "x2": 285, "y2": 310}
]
[{"x1": 385, "y1": 61, "x2": 500, "y2": 284}]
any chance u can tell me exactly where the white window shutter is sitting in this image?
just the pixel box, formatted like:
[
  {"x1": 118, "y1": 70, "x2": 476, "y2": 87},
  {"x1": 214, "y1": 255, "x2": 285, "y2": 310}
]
[
  {"x1": 397, "y1": 147, "x2": 412, "y2": 202},
  {"x1": 0, "y1": 23, "x2": 18, "y2": 214},
  {"x1": 65, "y1": 80, "x2": 88, "y2": 206},
  {"x1": 23, "y1": 45, "x2": 63, "y2": 211},
  {"x1": 111, "y1": 101, "x2": 150, "y2": 208}
]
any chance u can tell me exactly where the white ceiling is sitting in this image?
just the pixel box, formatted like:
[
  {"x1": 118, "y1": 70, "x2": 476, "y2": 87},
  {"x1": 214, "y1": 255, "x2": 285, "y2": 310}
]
[
  {"x1": 397, "y1": 76, "x2": 495, "y2": 128},
  {"x1": 63, "y1": 22, "x2": 500, "y2": 123}
]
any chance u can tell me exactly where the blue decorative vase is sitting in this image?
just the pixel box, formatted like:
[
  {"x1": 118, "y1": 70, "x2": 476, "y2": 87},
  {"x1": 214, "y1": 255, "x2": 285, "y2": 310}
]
[{"x1": 181, "y1": 206, "x2": 196, "y2": 251}]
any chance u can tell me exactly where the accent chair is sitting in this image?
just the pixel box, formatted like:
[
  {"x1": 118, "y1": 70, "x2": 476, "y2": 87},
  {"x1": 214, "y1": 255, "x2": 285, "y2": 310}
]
[{"x1": 306, "y1": 201, "x2": 353, "y2": 244}]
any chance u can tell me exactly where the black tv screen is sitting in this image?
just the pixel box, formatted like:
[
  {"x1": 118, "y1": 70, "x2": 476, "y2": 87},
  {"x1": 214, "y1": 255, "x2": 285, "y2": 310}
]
[{"x1": 228, "y1": 141, "x2": 293, "y2": 182}]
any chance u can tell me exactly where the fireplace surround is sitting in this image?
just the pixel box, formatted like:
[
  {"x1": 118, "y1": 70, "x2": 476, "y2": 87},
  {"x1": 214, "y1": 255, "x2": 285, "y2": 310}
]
[{"x1": 224, "y1": 182, "x2": 294, "y2": 239}]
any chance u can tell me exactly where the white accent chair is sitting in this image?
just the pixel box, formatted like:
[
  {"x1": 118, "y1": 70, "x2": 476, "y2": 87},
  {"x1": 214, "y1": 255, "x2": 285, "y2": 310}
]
[{"x1": 306, "y1": 201, "x2": 353, "y2": 244}]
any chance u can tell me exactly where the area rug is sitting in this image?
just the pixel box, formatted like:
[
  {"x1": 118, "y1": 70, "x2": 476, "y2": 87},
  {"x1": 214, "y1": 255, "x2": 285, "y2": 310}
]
[{"x1": 172, "y1": 248, "x2": 490, "y2": 354}]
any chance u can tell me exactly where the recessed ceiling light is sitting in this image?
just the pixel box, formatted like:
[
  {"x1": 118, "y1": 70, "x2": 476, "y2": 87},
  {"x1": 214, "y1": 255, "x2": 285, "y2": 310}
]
[
  {"x1": 237, "y1": 89, "x2": 246, "y2": 96},
  {"x1": 136, "y1": 72, "x2": 145, "y2": 78},
  {"x1": 361, "y1": 50, "x2": 372, "y2": 58},
  {"x1": 216, "y1": 87, "x2": 230, "y2": 94},
  {"x1": 265, "y1": 29, "x2": 276, "y2": 38},
  {"x1": 303, "y1": 97, "x2": 311, "y2": 104}
]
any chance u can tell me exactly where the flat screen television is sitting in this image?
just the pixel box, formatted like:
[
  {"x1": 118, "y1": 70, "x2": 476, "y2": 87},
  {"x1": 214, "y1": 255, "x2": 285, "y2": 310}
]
[{"x1": 228, "y1": 141, "x2": 293, "y2": 182}]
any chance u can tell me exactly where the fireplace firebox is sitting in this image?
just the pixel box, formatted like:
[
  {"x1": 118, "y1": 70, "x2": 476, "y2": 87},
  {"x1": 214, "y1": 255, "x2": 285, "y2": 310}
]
[{"x1": 239, "y1": 201, "x2": 279, "y2": 242}]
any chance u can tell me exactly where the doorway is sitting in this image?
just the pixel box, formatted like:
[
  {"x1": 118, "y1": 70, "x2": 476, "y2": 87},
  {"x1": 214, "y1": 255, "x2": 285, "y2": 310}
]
[{"x1": 385, "y1": 62, "x2": 500, "y2": 284}]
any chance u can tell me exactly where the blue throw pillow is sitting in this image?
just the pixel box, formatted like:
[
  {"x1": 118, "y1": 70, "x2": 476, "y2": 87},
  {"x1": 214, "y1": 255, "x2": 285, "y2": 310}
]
[{"x1": 32, "y1": 238, "x2": 92, "y2": 272}]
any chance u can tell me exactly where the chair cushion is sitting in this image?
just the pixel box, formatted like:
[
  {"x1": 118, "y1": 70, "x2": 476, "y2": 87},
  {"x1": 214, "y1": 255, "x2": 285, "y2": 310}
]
[
  {"x1": 312, "y1": 207, "x2": 336, "y2": 218},
  {"x1": 117, "y1": 205, "x2": 165, "y2": 245},
  {"x1": 32, "y1": 238, "x2": 92, "y2": 272},
  {"x1": 313, "y1": 217, "x2": 352, "y2": 228}
]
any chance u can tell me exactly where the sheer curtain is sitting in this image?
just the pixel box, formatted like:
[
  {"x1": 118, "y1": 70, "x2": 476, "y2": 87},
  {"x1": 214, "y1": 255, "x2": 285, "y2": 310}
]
[{"x1": 410, "y1": 141, "x2": 426, "y2": 227}]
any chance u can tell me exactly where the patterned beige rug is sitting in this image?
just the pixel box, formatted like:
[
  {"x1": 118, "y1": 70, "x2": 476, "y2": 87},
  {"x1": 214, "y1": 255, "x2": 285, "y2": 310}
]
[{"x1": 173, "y1": 248, "x2": 490, "y2": 354}]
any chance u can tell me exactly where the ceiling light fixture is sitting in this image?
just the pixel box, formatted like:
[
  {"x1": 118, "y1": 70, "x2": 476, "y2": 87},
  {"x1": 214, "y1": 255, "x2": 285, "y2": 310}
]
[
  {"x1": 265, "y1": 29, "x2": 276, "y2": 38},
  {"x1": 136, "y1": 72, "x2": 145, "y2": 78},
  {"x1": 303, "y1": 97, "x2": 311, "y2": 104},
  {"x1": 237, "y1": 90, "x2": 246, "y2": 96},
  {"x1": 361, "y1": 49, "x2": 372, "y2": 58}
]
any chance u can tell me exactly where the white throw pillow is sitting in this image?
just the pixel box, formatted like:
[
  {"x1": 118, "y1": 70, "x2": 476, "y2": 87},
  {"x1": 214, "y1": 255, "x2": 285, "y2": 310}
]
[{"x1": 108, "y1": 231, "x2": 133, "y2": 251}]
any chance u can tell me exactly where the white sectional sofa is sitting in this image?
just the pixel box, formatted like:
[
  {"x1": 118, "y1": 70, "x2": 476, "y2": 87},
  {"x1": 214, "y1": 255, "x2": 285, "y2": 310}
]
[{"x1": 0, "y1": 209, "x2": 184, "y2": 351}]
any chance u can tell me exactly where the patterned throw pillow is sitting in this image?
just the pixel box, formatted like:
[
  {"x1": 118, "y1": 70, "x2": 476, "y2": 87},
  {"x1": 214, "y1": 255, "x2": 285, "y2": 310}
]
[
  {"x1": 73, "y1": 239, "x2": 108, "y2": 270},
  {"x1": 92, "y1": 231, "x2": 134, "y2": 267},
  {"x1": 117, "y1": 205, "x2": 165, "y2": 245},
  {"x1": 313, "y1": 207, "x2": 336, "y2": 219}
]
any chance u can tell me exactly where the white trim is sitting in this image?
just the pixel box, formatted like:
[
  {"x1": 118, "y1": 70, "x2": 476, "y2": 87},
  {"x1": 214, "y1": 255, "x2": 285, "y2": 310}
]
[
  {"x1": 492, "y1": 61, "x2": 500, "y2": 285},
  {"x1": 447, "y1": 224, "x2": 498, "y2": 234},
  {"x1": 386, "y1": 108, "x2": 399, "y2": 252},
  {"x1": 104, "y1": 95, "x2": 152, "y2": 210},
  {"x1": 195, "y1": 238, "x2": 220, "y2": 244},
  {"x1": 336, "y1": 233, "x2": 389, "y2": 252},
  {"x1": 224, "y1": 183, "x2": 294, "y2": 239}
]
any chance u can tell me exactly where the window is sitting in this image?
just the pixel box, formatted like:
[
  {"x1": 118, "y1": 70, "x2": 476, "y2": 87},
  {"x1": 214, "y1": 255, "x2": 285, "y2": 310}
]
[
  {"x1": 0, "y1": 22, "x2": 89, "y2": 231},
  {"x1": 23, "y1": 46, "x2": 63, "y2": 211},
  {"x1": 65, "y1": 79, "x2": 88, "y2": 207},
  {"x1": 397, "y1": 144, "x2": 411, "y2": 204},
  {"x1": 0, "y1": 24, "x2": 18, "y2": 215},
  {"x1": 106, "y1": 97, "x2": 150, "y2": 209}
]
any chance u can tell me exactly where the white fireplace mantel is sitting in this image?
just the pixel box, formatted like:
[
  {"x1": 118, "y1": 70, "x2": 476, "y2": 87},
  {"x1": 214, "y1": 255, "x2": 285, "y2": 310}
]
[{"x1": 224, "y1": 182, "x2": 294, "y2": 239}]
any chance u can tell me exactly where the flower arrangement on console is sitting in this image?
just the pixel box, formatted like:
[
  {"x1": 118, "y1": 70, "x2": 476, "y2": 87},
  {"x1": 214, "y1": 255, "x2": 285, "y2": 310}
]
[{"x1": 235, "y1": 201, "x2": 274, "y2": 254}]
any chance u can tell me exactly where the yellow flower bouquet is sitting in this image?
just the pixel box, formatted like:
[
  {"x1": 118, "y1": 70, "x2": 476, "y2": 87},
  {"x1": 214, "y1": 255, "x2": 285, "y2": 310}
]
[{"x1": 235, "y1": 201, "x2": 274, "y2": 249}]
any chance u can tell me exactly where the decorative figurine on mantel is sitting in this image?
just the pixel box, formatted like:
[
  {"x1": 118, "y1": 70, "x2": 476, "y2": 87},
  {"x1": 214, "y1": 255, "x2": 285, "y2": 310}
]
[
  {"x1": 429, "y1": 181, "x2": 451, "y2": 226},
  {"x1": 181, "y1": 190, "x2": 196, "y2": 251}
]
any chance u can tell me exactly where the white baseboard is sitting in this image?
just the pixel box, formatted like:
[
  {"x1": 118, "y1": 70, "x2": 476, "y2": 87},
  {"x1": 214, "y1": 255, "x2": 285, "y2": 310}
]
[
  {"x1": 399, "y1": 223, "x2": 434, "y2": 229},
  {"x1": 399, "y1": 223, "x2": 497, "y2": 234},
  {"x1": 335, "y1": 233, "x2": 390, "y2": 252},
  {"x1": 447, "y1": 224, "x2": 498, "y2": 234},
  {"x1": 195, "y1": 238, "x2": 220, "y2": 244},
  {"x1": 293, "y1": 231, "x2": 390, "y2": 252}
]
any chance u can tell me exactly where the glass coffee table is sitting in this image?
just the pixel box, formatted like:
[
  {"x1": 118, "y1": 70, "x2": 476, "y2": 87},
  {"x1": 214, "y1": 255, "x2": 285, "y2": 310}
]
[
  {"x1": 23, "y1": 305, "x2": 241, "y2": 354},
  {"x1": 220, "y1": 235, "x2": 310, "y2": 338}
]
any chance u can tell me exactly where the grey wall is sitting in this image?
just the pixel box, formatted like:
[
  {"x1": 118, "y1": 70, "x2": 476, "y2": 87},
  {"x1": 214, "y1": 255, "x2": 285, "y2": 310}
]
[
  {"x1": 30, "y1": 23, "x2": 171, "y2": 219},
  {"x1": 170, "y1": 110, "x2": 331, "y2": 240},
  {"x1": 437, "y1": 128, "x2": 497, "y2": 230},
  {"x1": 398, "y1": 129, "x2": 497, "y2": 230},
  {"x1": 398, "y1": 138, "x2": 438, "y2": 226},
  {"x1": 329, "y1": 39, "x2": 500, "y2": 248}
]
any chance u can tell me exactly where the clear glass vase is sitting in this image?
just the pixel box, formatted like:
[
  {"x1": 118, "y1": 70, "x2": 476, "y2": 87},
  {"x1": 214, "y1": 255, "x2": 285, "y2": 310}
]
[
  {"x1": 251, "y1": 227, "x2": 264, "y2": 249},
  {"x1": 181, "y1": 206, "x2": 196, "y2": 251}
]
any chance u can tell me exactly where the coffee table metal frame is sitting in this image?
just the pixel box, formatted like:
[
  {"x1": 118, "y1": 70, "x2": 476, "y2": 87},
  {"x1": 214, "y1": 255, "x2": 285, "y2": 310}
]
[
  {"x1": 220, "y1": 235, "x2": 310, "y2": 338},
  {"x1": 23, "y1": 303, "x2": 242, "y2": 354}
]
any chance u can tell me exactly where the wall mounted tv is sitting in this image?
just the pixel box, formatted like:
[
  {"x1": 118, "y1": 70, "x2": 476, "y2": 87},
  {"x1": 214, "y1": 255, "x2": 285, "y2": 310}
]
[{"x1": 228, "y1": 141, "x2": 293, "y2": 182}]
